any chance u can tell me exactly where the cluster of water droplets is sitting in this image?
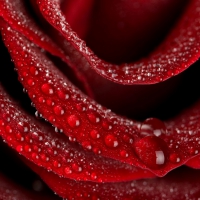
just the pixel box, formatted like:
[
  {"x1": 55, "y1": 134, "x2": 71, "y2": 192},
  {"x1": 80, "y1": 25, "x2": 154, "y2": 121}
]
[
  {"x1": 3, "y1": 12, "x2": 200, "y2": 177},
  {"x1": 38, "y1": 0, "x2": 200, "y2": 86}
]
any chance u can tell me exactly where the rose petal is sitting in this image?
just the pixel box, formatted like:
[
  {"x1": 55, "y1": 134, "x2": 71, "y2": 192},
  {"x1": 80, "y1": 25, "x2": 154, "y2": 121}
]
[
  {"x1": 85, "y1": 0, "x2": 188, "y2": 64},
  {"x1": 0, "y1": 0, "x2": 93, "y2": 96},
  {"x1": 28, "y1": 161, "x2": 200, "y2": 200},
  {"x1": 36, "y1": 0, "x2": 200, "y2": 84},
  {"x1": 61, "y1": 0, "x2": 94, "y2": 39},
  {"x1": 3, "y1": 20, "x2": 200, "y2": 176},
  {"x1": 0, "y1": 82, "x2": 155, "y2": 182},
  {"x1": 0, "y1": 172, "x2": 58, "y2": 200},
  {"x1": 186, "y1": 155, "x2": 200, "y2": 168}
]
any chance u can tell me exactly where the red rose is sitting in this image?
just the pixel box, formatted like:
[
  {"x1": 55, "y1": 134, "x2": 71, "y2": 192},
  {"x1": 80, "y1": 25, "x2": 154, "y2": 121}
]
[{"x1": 0, "y1": 0, "x2": 200, "y2": 199}]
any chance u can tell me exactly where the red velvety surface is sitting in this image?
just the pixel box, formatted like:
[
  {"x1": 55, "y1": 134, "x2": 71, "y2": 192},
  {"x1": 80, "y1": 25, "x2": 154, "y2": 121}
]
[
  {"x1": 0, "y1": 82, "x2": 155, "y2": 182},
  {"x1": 37, "y1": 0, "x2": 200, "y2": 84},
  {"x1": 0, "y1": 173, "x2": 58, "y2": 200},
  {"x1": 28, "y1": 160, "x2": 200, "y2": 200},
  {"x1": 0, "y1": 0, "x2": 200, "y2": 199},
  {"x1": 2, "y1": 20, "x2": 200, "y2": 178}
]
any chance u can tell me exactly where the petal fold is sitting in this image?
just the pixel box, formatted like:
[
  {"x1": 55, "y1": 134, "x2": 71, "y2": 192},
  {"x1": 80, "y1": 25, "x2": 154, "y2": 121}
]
[
  {"x1": 2, "y1": 21, "x2": 200, "y2": 176},
  {"x1": 29, "y1": 162, "x2": 200, "y2": 200},
  {"x1": 37, "y1": 0, "x2": 200, "y2": 84}
]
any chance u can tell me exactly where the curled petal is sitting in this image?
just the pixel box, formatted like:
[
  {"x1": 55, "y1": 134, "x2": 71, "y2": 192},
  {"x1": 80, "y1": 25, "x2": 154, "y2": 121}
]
[
  {"x1": 0, "y1": 0, "x2": 93, "y2": 96},
  {"x1": 2, "y1": 20, "x2": 200, "y2": 176},
  {"x1": 37, "y1": 0, "x2": 200, "y2": 84},
  {"x1": 29, "y1": 161, "x2": 200, "y2": 200}
]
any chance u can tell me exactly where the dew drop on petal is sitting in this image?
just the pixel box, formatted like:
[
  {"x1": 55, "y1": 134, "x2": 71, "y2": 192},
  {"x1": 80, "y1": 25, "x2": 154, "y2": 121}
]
[
  {"x1": 169, "y1": 153, "x2": 181, "y2": 163},
  {"x1": 46, "y1": 99, "x2": 54, "y2": 106},
  {"x1": 102, "y1": 120, "x2": 112, "y2": 130},
  {"x1": 24, "y1": 145, "x2": 31, "y2": 152},
  {"x1": 5, "y1": 125, "x2": 12, "y2": 133},
  {"x1": 17, "y1": 121, "x2": 30, "y2": 133},
  {"x1": 105, "y1": 134, "x2": 119, "y2": 148},
  {"x1": 41, "y1": 83, "x2": 54, "y2": 95},
  {"x1": 16, "y1": 145, "x2": 23, "y2": 152},
  {"x1": 135, "y1": 136, "x2": 169, "y2": 169},
  {"x1": 72, "y1": 163, "x2": 82, "y2": 172},
  {"x1": 91, "y1": 172, "x2": 97, "y2": 180},
  {"x1": 67, "y1": 115, "x2": 80, "y2": 128},
  {"x1": 30, "y1": 66, "x2": 38, "y2": 75},
  {"x1": 120, "y1": 150, "x2": 129, "y2": 158},
  {"x1": 57, "y1": 90, "x2": 69, "y2": 100},
  {"x1": 87, "y1": 112, "x2": 101, "y2": 124},
  {"x1": 0, "y1": 120, "x2": 5, "y2": 127},
  {"x1": 140, "y1": 118, "x2": 167, "y2": 137},
  {"x1": 90, "y1": 130, "x2": 100, "y2": 139},
  {"x1": 53, "y1": 105, "x2": 65, "y2": 115},
  {"x1": 64, "y1": 167, "x2": 72, "y2": 174},
  {"x1": 82, "y1": 141, "x2": 92, "y2": 150}
]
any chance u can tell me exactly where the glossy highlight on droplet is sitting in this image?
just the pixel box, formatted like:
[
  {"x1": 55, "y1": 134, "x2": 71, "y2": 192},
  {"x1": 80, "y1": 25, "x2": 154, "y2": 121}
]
[
  {"x1": 104, "y1": 134, "x2": 119, "y2": 148},
  {"x1": 140, "y1": 118, "x2": 167, "y2": 137},
  {"x1": 135, "y1": 136, "x2": 169, "y2": 169},
  {"x1": 67, "y1": 115, "x2": 80, "y2": 128},
  {"x1": 41, "y1": 83, "x2": 54, "y2": 95}
]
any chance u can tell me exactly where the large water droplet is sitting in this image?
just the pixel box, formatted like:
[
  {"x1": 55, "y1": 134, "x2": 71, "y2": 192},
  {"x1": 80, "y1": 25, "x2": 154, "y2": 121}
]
[
  {"x1": 104, "y1": 134, "x2": 119, "y2": 148},
  {"x1": 140, "y1": 118, "x2": 166, "y2": 137},
  {"x1": 135, "y1": 136, "x2": 168, "y2": 169}
]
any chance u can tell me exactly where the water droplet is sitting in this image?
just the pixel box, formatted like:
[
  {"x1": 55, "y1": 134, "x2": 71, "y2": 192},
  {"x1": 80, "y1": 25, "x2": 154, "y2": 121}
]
[
  {"x1": 105, "y1": 134, "x2": 119, "y2": 148},
  {"x1": 76, "y1": 103, "x2": 86, "y2": 112},
  {"x1": 91, "y1": 172, "x2": 97, "y2": 180},
  {"x1": 64, "y1": 167, "x2": 72, "y2": 174},
  {"x1": 87, "y1": 112, "x2": 100, "y2": 124},
  {"x1": 27, "y1": 79, "x2": 34, "y2": 86},
  {"x1": 169, "y1": 153, "x2": 181, "y2": 163},
  {"x1": 46, "y1": 99, "x2": 54, "y2": 106},
  {"x1": 16, "y1": 145, "x2": 23, "y2": 152},
  {"x1": 48, "y1": 115, "x2": 56, "y2": 123},
  {"x1": 0, "y1": 120, "x2": 5, "y2": 126},
  {"x1": 17, "y1": 122, "x2": 30, "y2": 133},
  {"x1": 90, "y1": 130, "x2": 100, "y2": 139},
  {"x1": 102, "y1": 120, "x2": 112, "y2": 130},
  {"x1": 67, "y1": 115, "x2": 80, "y2": 128},
  {"x1": 57, "y1": 90, "x2": 69, "y2": 100},
  {"x1": 140, "y1": 118, "x2": 166, "y2": 137},
  {"x1": 122, "y1": 134, "x2": 134, "y2": 144},
  {"x1": 135, "y1": 136, "x2": 169, "y2": 169},
  {"x1": 93, "y1": 147, "x2": 101, "y2": 154},
  {"x1": 72, "y1": 163, "x2": 82, "y2": 172},
  {"x1": 53, "y1": 105, "x2": 65, "y2": 115},
  {"x1": 82, "y1": 141, "x2": 92, "y2": 150},
  {"x1": 38, "y1": 97, "x2": 45, "y2": 103},
  {"x1": 53, "y1": 161, "x2": 60, "y2": 167},
  {"x1": 41, "y1": 83, "x2": 54, "y2": 95},
  {"x1": 24, "y1": 145, "x2": 31, "y2": 152},
  {"x1": 30, "y1": 66, "x2": 38, "y2": 75},
  {"x1": 120, "y1": 150, "x2": 129, "y2": 158},
  {"x1": 5, "y1": 125, "x2": 12, "y2": 133}
]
